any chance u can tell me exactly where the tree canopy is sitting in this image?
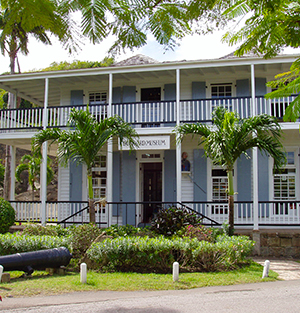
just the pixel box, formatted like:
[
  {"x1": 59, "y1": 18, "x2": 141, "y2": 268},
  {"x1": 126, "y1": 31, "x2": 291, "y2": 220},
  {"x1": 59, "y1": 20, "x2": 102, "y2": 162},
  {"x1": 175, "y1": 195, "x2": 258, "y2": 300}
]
[
  {"x1": 221, "y1": 0, "x2": 300, "y2": 58},
  {"x1": 220, "y1": 0, "x2": 300, "y2": 121}
]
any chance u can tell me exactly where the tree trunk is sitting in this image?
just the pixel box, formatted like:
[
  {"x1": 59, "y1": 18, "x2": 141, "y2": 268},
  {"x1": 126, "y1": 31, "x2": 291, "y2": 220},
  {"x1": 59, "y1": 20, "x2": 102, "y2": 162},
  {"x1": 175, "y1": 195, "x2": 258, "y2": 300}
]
[
  {"x1": 89, "y1": 198, "x2": 96, "y2": 224},
  {"x1": 227, "y1": 169, "x2": 235, "y2": 236},
  {"x1": 87, "y1": 172, "x2": 95, "y2": 223},
  {"x1": 4, "y1": 48, "x2": 17, "y2": 200}
]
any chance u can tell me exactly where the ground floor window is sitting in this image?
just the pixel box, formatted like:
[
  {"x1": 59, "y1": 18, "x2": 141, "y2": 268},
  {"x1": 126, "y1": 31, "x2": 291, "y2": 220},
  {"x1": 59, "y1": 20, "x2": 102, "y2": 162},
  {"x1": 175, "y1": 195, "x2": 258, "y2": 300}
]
[
  {"x1": 92, "y1": 155, "x2": 107, "y2": 200},
  {"x1": 273, "y1": 151, "x2": 297, "y2": 214},
  {"x1": 212, "y1": 168, "x2": 228, "y2": 214}
]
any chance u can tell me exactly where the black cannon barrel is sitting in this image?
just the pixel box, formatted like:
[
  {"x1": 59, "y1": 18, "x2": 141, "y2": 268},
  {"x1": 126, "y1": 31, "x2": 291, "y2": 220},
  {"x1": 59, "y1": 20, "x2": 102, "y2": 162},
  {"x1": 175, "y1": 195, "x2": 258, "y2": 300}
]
[{"x1": 0, "y1": 247, "x2": 72, "y2": 274}]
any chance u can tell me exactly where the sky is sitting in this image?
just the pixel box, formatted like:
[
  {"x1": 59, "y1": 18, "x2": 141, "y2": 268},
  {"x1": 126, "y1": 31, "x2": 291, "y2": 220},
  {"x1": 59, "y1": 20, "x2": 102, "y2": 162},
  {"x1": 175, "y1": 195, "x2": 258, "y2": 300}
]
[
  {"x1": 0, "y1": 29, "x2": 299, "y2": 74},
  {"x1": 0, "y1": 31, "x2": 236, "y2": 74}
]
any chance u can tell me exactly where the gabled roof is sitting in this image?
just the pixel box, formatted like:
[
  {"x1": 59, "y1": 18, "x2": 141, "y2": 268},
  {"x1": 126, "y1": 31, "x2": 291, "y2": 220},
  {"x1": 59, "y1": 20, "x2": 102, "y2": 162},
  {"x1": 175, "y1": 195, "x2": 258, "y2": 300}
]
[
  {"x1": 115, "y1": 54, "x2": 159, "y2": 66},
  {"x1": 219, "y1": 51, "x2": 262, "y2": 60}
]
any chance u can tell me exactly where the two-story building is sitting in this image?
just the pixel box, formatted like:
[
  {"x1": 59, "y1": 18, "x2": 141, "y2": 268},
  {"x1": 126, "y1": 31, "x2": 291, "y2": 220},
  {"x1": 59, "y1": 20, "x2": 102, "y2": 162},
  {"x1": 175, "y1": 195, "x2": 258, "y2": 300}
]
[{"x1": 0, "y1": 53, "x2": 299, "y2": 232}]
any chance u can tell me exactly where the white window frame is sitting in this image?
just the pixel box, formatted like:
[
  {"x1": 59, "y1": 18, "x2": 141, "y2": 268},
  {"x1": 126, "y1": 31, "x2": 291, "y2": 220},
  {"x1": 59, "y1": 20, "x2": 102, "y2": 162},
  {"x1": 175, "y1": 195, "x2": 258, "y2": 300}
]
[
  {"x1": 92, "y1": 154, "x2": 107, "y2": 200},
  {"x1": 207, "y1": 160, "x2": 236, "y2": 215},
  {"x1": 271, "y1": 148, "x2": 299, "y2": 214}
]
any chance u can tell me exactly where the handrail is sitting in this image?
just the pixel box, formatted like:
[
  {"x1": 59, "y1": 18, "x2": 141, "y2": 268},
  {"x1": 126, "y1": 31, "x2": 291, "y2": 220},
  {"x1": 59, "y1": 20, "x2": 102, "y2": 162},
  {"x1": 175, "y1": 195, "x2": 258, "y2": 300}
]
[{"x1": 179, "y1": 202, "x2": 220, "y2": 225}]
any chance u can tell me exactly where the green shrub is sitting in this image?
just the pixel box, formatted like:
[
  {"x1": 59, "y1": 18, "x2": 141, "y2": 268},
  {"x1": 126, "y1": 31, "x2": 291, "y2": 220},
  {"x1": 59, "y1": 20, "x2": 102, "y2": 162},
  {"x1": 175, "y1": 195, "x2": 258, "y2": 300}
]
[
  {"x1": 68, "y1": 224, "x2": 102, "y2": 258},
  {"x1": 191, "y1": 235, "x2": 255, "y2": 272},
  {"x1": 151, "y1": 206, "x2": 202, "y2": 236},
  {"x1": 0, "y1": 233, "x2": 70, "y2": 255},
  {"x1": 87, "y1": 234, "x2": 254, "y2": 273},
  {"x1": 22, "y1": 224, "x2": 68, "y2": 237},
  {"x1": 0, "y1": 198, "x2": 15, "y2": 233}
]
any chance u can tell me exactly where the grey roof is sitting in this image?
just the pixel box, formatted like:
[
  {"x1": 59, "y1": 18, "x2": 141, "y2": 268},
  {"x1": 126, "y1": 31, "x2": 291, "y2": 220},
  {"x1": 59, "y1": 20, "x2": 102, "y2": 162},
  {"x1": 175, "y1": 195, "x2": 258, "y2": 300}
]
[
  {"x1": 114, "y1": 54, "x2": 159, "y2": 66},
  {"x1": 219, "y1": 51, "x2": 262, "y2": 60}
]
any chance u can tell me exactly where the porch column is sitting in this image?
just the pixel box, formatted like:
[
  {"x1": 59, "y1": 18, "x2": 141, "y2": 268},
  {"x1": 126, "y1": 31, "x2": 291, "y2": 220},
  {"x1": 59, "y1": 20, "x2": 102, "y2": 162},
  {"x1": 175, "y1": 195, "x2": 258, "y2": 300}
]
[
  {"x1": 107, "y1": 73, "x2": 113, "y2": 226},
  {"x1": 10, "y1": 145, "x2": 15, "y2": 201},
  {"x1": 41, "y1": 78, "x2": 49, "y2": 225},
  {"x1": 251, "y1": 64, "x2": 259, "y2": 230},
  {"x1": 176, "y1": 68, "x2": 182, "y2": 203}
]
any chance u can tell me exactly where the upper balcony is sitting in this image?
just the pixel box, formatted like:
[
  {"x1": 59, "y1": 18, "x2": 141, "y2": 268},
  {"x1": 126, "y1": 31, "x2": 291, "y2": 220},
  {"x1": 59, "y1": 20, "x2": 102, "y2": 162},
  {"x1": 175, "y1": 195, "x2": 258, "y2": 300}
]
[
  {"x1": 0, "y1": 95, "x2": 297, "y2": 134},
  {"x1": 0, "y1": 53, "x2": 298, "y2": 139}
]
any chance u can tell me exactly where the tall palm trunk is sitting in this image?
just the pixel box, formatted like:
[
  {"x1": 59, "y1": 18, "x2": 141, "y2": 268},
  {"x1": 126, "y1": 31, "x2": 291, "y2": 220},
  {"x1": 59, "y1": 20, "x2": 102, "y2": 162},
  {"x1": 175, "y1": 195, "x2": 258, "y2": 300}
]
[
  {"x1": 3, "y1": 43, "x2": 17, "y2": 200},
  {"x1": 227, "y1": 169, "x2": 234, "y2": 236},
  {"x1": 87, "y1": 171, "x2": 95, "y2": 223}
]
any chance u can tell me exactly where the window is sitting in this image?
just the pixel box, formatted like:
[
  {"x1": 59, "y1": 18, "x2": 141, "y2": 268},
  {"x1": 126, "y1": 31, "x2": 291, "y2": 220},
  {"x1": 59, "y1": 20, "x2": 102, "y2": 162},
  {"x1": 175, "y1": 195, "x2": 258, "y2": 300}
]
[
  {"x1": 212, "y1": 168, "x2": 228, "y2": 215},
  {"x1": 89, "y1": 92, "x2": 107, "y2": 104},
  {"x1": 92, "y1": 155, "x2": 107, "y2": 200},
  {"x1": 89, "y1": 92, "x2": 107, "y2": 120},
  {"x1": 273, "y1": 151, "x2": 297, "y2": 214},
  {"x1": 211, "y1": 84, "x2": 232, "y2": 98},
  {"x1": 141, "y1": 87, "x2": 161, "y2": 127}
]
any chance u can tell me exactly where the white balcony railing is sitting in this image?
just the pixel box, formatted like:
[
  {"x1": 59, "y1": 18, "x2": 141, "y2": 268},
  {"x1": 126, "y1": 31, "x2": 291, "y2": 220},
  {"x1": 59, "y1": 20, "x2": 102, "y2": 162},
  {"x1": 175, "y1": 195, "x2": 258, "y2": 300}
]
[{"x1": 0, "y1": 96, "x2": 297, "y2": 132}]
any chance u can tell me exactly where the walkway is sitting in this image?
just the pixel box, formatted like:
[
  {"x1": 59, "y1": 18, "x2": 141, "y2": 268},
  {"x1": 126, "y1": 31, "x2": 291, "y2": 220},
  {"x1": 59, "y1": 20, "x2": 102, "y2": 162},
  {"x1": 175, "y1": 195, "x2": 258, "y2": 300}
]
[{"x1": 253, "y1": 257, "x2": 300, "y2": 280}]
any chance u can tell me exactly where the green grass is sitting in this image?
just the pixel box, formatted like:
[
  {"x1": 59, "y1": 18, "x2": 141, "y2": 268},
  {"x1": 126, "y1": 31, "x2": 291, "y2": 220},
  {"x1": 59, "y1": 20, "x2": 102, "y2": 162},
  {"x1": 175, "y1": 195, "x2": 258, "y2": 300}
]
[{"x1": 0, "y1": 262, "x2": 278, "y2": 298}]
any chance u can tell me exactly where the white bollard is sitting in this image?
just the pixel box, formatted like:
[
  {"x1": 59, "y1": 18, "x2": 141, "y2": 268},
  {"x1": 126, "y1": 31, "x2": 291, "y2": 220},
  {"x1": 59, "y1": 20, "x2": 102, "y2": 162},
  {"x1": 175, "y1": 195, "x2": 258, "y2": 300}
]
[
  {"x1": 262, "y1": 260, "x2": 270, "y2": 278},
  {"x1": 0, "y1": 265, "x2": 3, "y2": 283},
  {"x1": 80, "y1": 263, "x2": 87, "y2": 284},
  {"x1": 173, "y1": 262, "x2": 179, "y2": 282}
]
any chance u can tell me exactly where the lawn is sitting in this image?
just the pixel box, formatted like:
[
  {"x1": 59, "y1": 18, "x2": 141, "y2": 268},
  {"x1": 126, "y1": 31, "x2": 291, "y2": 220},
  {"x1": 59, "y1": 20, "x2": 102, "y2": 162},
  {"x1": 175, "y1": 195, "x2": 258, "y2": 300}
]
[{"x1": 0, "y1": 262, "x2": 278, "y2": 298}]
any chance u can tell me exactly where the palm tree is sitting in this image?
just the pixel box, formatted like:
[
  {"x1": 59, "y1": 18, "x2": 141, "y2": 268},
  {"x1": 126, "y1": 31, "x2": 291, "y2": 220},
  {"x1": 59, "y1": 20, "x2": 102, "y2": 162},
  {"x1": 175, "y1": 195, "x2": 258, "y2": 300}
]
[
  {"x1": 32, "y1": 108, "x2": 139, "y2": 223},
  {"x1": 0, "y1": 0, "x2": 72, "y2": 200},
  {"x1": 175, "y1": 107, "x2": 286, "y2": 235},
  {"x1": 15, "y1": 155, "x2": 54, "y2": 201}
]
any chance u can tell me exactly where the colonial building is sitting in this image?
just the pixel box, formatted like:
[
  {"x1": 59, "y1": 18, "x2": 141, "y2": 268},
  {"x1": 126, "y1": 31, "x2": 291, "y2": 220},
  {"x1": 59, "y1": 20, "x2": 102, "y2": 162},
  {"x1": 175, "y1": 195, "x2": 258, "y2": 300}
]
[{"x1": 0, "y1": 53, "x2": 299, "y2": 231}]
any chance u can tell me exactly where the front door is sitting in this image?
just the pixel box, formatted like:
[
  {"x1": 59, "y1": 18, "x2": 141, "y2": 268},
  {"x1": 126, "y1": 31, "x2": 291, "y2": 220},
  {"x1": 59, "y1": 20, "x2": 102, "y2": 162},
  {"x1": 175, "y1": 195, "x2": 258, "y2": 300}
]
[{"x1": 142, "y1": 163, "x2": 162, "y2": 223}]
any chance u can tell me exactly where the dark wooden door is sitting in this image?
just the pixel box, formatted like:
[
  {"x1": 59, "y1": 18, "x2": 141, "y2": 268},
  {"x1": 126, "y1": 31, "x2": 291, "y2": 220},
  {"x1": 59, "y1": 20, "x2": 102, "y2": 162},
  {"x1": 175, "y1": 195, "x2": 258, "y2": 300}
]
[{"x1": 143, "y1": 163, "x2": 162, "y2": 223}]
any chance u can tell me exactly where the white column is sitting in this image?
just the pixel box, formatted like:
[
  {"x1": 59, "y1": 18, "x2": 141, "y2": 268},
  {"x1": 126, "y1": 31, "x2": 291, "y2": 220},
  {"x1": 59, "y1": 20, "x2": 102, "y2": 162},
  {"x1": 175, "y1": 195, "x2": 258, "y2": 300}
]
[
  {"x1": 251, "y1": 64, "x2": 259, "y2": 230},
  {"x1": 10, "y1": 145, "x2": 15, "y2": 201},
  {"x1": 176, "y1": 69, "x2": 182, "y2": 203},
  {"x1": 41, "y1": 78, "x2": 49, "y2": 225},
  {"x1": 107, "y1": 73, "x2": 113, "y2": 226}
]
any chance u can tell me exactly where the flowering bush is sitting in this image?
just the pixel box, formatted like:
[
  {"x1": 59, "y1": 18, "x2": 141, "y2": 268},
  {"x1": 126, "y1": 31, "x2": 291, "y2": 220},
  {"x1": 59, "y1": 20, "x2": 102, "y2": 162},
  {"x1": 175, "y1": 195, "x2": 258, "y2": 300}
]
[
  {"x1": 183, "y1": 225, "x2": 214, "y2": 242},
  {"x1": 151, "y1": 206, "x2": 202, "y2": 236}
]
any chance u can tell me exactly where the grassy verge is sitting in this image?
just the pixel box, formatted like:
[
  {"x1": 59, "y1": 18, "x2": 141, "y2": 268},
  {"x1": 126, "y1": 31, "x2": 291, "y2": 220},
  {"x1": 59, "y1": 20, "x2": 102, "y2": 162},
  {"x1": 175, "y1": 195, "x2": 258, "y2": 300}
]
[{"x1": 0, "y1": 262, "x2": 278, "y2": 298}]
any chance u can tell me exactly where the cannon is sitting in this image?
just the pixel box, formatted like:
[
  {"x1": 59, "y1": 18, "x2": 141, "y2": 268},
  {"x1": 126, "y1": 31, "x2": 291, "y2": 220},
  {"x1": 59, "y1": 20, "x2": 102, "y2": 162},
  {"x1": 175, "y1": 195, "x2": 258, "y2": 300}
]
[{"x1": 0, "y1": 247, "x2": 72, "y2": 275}]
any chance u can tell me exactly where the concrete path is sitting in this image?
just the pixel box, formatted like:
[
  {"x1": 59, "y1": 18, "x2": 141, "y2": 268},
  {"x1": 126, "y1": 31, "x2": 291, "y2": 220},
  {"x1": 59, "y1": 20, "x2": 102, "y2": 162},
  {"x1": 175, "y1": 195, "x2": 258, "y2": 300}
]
[{"x1": 253, "y1": 257, "x2": 300, "y2": 280}]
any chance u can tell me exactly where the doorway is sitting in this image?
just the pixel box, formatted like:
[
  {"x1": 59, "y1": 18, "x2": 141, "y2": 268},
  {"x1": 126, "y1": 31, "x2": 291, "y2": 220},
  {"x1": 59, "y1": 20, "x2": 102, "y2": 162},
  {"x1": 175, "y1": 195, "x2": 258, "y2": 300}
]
[{"x1": 142, "y1": 162, "x2": 162, "y2": 223}]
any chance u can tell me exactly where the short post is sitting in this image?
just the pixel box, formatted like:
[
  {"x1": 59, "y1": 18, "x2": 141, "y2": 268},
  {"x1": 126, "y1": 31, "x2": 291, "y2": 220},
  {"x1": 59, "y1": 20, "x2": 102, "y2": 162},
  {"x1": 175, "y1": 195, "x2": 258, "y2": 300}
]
[
  {"x1": 0, "y1": 265, "x2": 3, "y2": 283},
  {"x1": 173, "y1": 262, "x2": 179, "y2": 282},
  {"x1": 80, "y1": 263, "x2": 87, "y2": 284},
  {"x1": 262, "y1": 260, "x2": 270, "y2": 278}
]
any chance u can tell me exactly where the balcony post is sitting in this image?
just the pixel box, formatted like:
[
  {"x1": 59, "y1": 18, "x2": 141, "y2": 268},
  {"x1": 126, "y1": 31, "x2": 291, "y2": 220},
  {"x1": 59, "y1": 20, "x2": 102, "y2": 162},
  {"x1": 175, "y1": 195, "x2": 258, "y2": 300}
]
[
  {"x1": 41, "y1": 78, "x2": 49, "y2": 225},
  {"x1": 251, "y1": 64, "x2": 259, "y2": 230},
  {"x1": 176, "y1": 68, "x2": 182, "y2": 203},
  {"x1": 10, "y1": 145, "x2": 15, "y2": 201},
  {"x1": 107, "y1": 73, "x2": 113, "y2": 226}
]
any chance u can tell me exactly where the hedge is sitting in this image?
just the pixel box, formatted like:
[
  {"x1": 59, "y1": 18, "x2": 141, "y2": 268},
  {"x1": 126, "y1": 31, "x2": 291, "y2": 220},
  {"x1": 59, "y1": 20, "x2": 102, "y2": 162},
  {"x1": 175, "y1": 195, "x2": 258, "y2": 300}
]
[
  {"x1": 0, "y1": 233, "x2": 71, "y2": 256},
  {"x1": 87, "y1": 235, "x2": 254, "y2": 273}
]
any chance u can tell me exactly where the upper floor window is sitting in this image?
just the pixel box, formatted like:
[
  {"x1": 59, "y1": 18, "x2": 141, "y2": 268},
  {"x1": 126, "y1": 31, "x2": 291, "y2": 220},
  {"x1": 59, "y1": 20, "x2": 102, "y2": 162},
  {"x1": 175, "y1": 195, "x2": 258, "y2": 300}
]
[
  {"x1": 89, "y1": 92, "x2": 107, "y2": 104},
  {"x1": 211, "y1": 84, "x2": 232, "y2": 98}
]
